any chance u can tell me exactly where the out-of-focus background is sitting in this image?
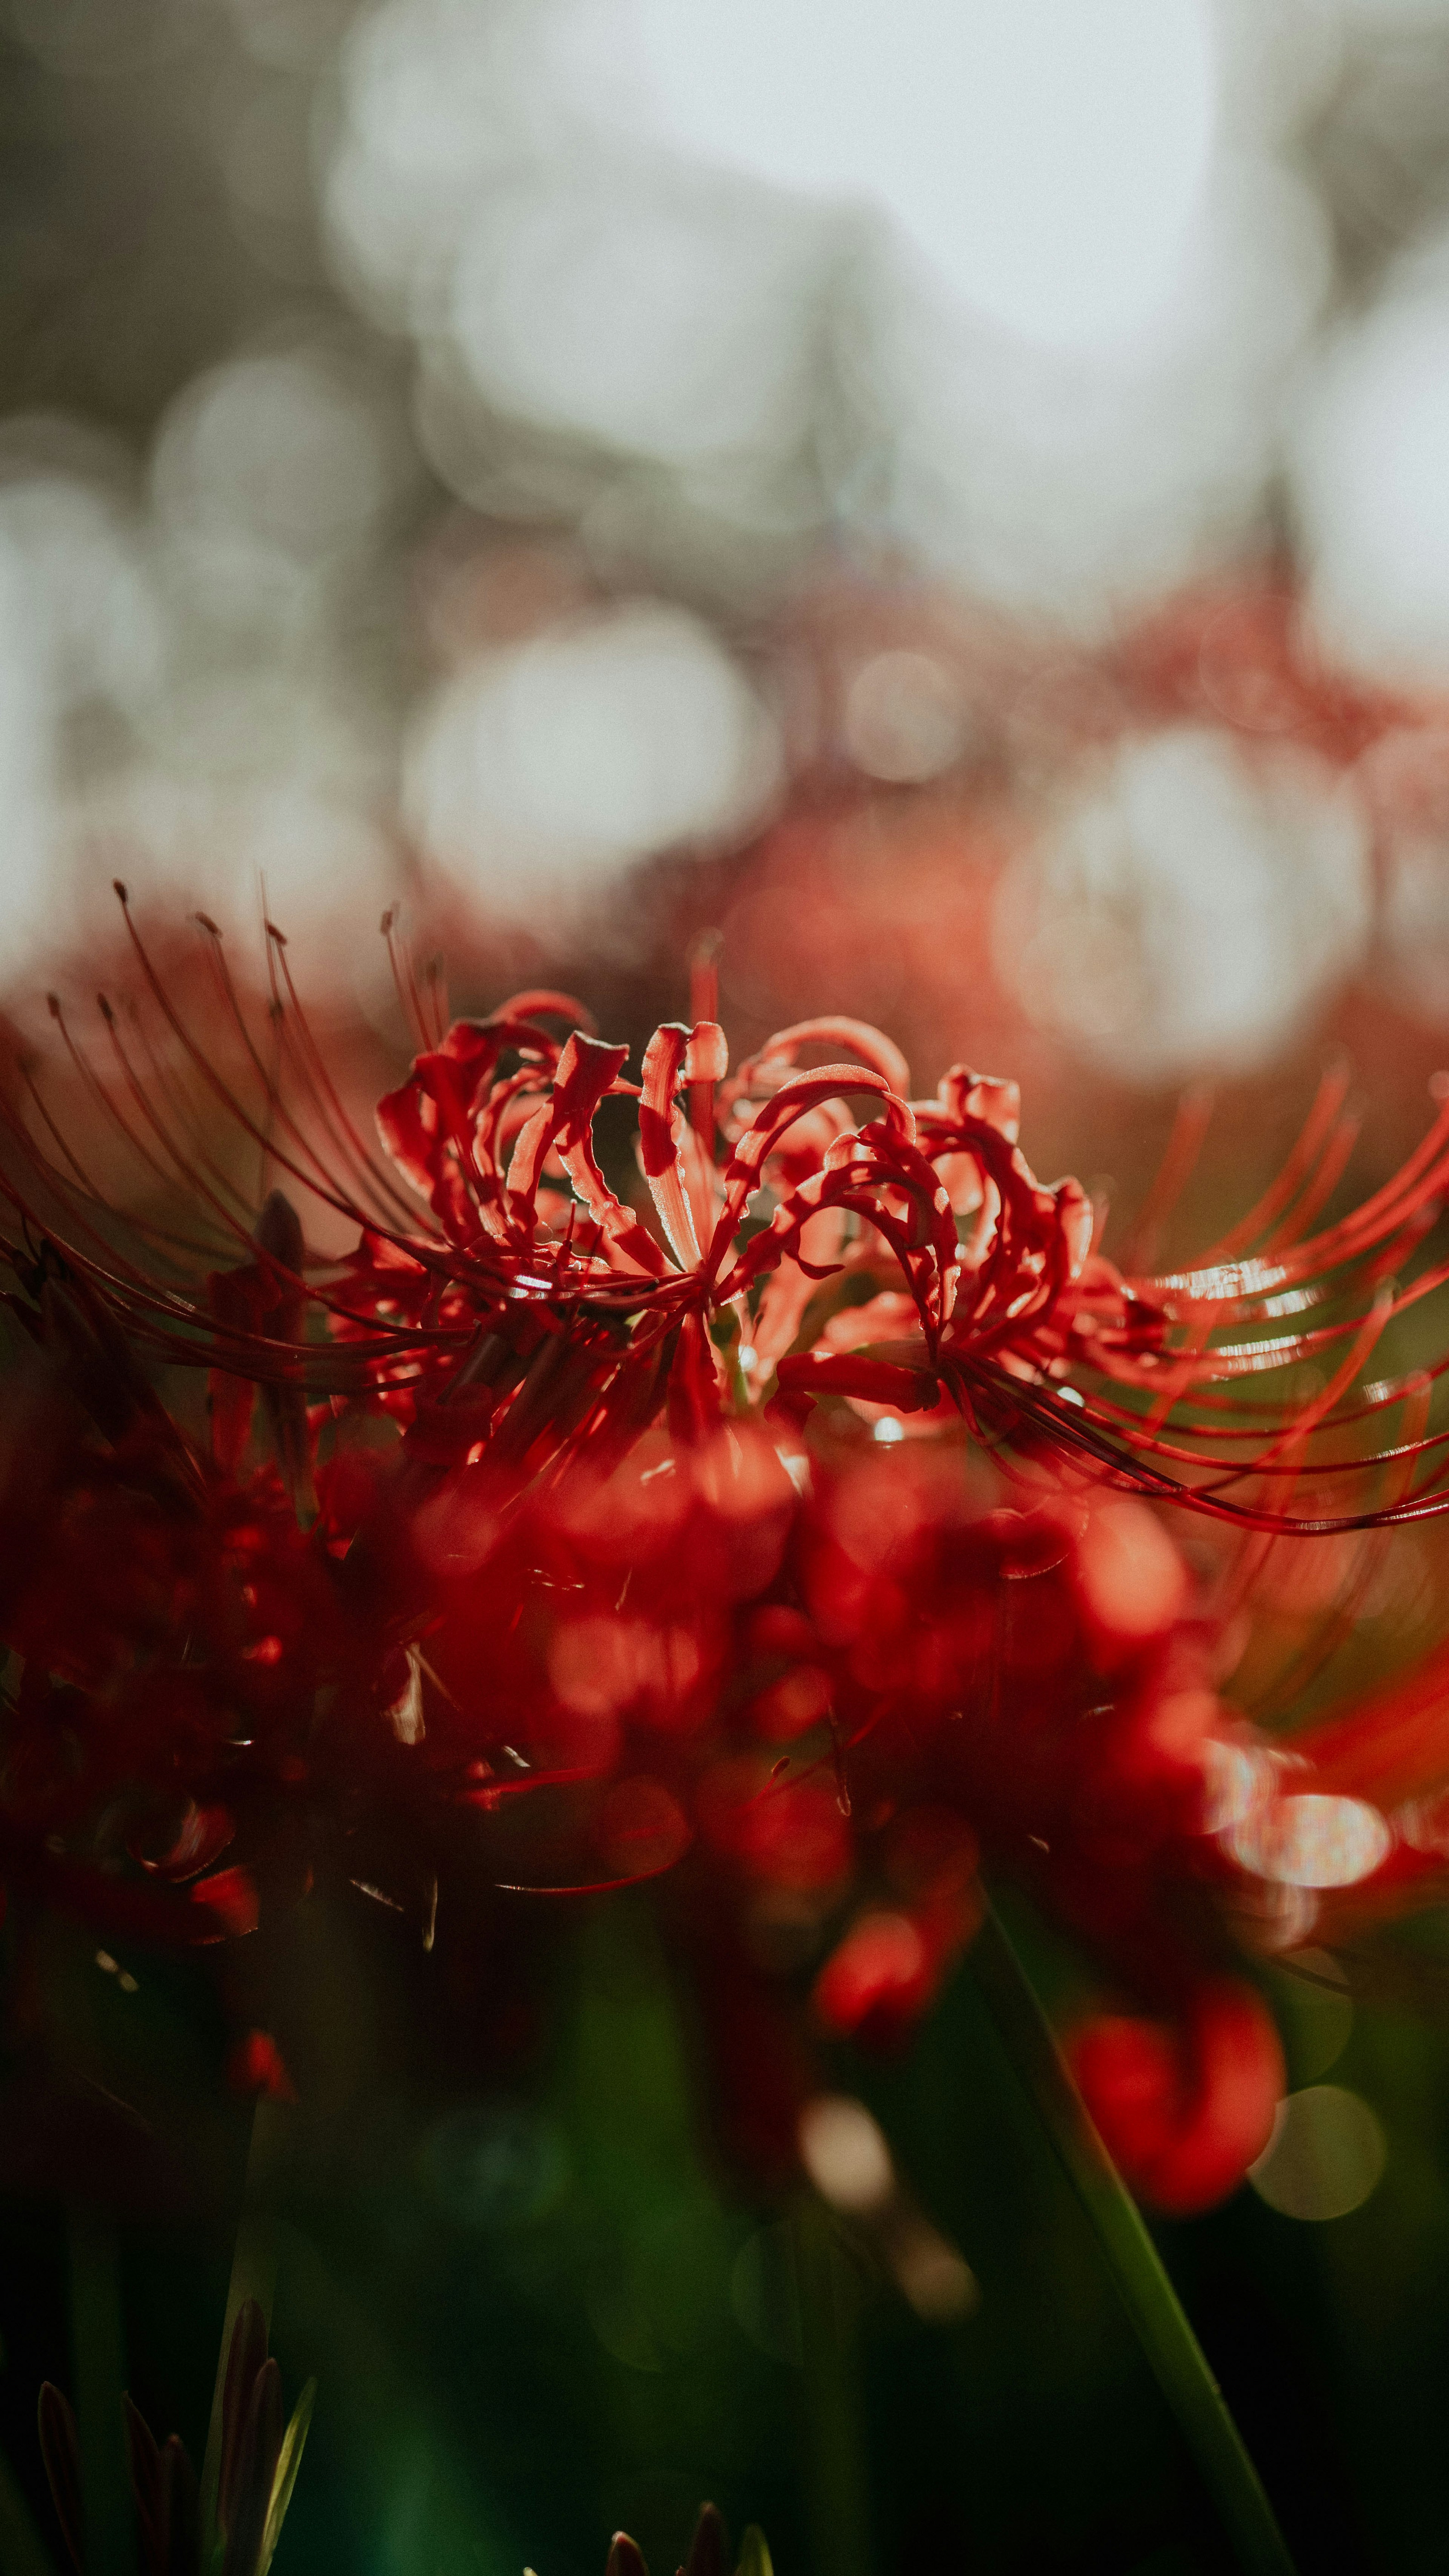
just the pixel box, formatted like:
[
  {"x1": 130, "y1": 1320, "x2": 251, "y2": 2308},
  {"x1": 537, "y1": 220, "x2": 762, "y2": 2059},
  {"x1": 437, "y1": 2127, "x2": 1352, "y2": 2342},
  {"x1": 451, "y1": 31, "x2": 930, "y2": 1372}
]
[
  {"x1": 14, "y1": 8, "x2": 1449, "y2": 2574},
  {"x1": 13, "y1": 0, "x2": 1449, "y2": 1177}
]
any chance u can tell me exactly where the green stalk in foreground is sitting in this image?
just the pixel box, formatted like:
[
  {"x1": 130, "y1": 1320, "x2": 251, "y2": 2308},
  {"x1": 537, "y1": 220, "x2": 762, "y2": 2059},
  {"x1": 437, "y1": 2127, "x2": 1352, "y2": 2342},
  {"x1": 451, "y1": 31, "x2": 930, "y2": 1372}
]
[
  {"x1": 198, "y1": 2097, "x2": 290, "y2": 2554},
  {"x1": 67, "y1": 2208, "x2": 133, "y2": 2576},
  {"x1": 970, "y1": 1902, "x2": 1298, "y2": 2576},
  {"x1": 794, "y1": 2197, "x2": 872, "y2": 2576}
]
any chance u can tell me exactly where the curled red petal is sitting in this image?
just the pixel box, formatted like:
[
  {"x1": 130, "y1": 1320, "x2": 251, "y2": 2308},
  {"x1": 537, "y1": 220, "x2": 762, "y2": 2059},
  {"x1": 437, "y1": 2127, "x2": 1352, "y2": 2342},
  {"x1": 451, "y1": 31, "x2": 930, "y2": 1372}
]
[{"x1": 774, "y1": 1353, "x2": 941, "y2": 1412}]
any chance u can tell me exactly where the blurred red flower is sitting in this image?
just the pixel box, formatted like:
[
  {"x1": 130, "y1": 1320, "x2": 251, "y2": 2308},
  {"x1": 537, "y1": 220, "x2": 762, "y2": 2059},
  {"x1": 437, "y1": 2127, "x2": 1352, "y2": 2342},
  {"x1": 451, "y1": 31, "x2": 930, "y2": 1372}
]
[{"x1": 8, "y1": 898, "x2": 1449, "y2": 2210}]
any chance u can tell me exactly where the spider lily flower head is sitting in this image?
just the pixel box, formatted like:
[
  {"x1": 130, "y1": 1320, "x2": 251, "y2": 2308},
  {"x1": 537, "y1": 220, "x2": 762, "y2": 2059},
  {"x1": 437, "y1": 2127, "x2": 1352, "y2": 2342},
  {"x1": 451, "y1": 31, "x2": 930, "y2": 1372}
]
[
  {"x1": 8, "y1": 887, "x2": 1449, "y2": 1535},
  {"x1": 13, "y1": 898, "x2": 1449, "y2": 2212}
]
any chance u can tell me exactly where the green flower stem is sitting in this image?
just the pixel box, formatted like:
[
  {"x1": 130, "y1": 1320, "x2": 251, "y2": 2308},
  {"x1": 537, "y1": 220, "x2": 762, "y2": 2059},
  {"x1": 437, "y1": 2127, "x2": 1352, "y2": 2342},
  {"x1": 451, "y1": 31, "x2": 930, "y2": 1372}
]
[
  {"x1": 794, "y1": 2197, "x2": 872, "y2": 2576},
  {"x1": 970, "y1": 1902, "x2": 1298, "y2": 2576},
  {"x1": 66, "y1": 2206, "x2": 134, "y2": 2576},
  {"x1": 199, "y1": 2097, "x2": 291, "y2": 2557}
]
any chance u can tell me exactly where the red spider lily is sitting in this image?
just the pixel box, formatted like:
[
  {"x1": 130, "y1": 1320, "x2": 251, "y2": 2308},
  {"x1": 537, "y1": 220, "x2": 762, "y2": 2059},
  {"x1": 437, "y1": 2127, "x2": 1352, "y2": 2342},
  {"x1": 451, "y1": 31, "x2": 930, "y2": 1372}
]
[
  {"x1": 13, "y1": 900, "x2": 1449, "y2": 2215},
  {"x1": 7, "y1": 887, "x2": 1449, "y2": 1536},
  {"x1": 3, "y1": 1238, "x2": 1449, "y2": 2213},
  {"x1": 0, "y1": 1271, "x2": 428, "y2": 1950},
  {"x1": 15, "y1": 1218, "x2": 1449, "y2": 2214},
  {"x1": 355, "y1": 1413, "x2": 1449, "y2": 2214}
]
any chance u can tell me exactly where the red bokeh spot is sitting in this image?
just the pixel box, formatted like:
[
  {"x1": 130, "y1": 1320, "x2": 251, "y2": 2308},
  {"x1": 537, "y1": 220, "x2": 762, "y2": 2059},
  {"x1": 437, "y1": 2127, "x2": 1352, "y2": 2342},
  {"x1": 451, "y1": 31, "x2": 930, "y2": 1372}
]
[
  {"x1": 1072, "y1": 1980, "x2": 1284, "y2": 2213},
  {"x1": 593, "y1": 1776, "x2": 692, "y2": 1881},
  {"x1": 1072, "y1": 1499, "x2": 1189, "y2": 1661},
  {"x1": 228, "y1": 2028, "x2": 297, "y2": 2103},
  {"x1": 814, "y1": 1910, "x2": 932, "y2": 2040},
  {"x1": 190, "y1": 1865, "x2": 260, "y2": 1941}
]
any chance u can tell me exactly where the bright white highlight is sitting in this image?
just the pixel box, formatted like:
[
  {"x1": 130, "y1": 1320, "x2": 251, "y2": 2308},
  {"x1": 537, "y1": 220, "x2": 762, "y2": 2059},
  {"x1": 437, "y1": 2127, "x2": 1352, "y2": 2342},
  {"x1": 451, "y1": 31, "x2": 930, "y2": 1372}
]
[
  {"x1": 449, "y1": 169, "x2": 828, "y2": 466},
  {"x1": 1295, "y1": 248, "x2": 1449, "y2": 682},
  {"x1": 994, "y1": 730, "x2": 1371, "y2": 1081},
  {"x1": 798, "y1": 2094, "x2": 895, "y2": 2215},
  {"x1": 1229, "y1": 1793, "x2": 1394, "y2": 1891},
  {"x1": 404, "y1": 604, "x2": 782, "y2": 910},
  {"x1": 325, "y1": 0, "x2": 1326, "y2": 626},
  {"x1": 1201, "y1": 1739, "x2": 1273, "y2": 1837},
  {"x1": 619, "y1": 0, "x2": 1218, "y2": 350},
  {"x1": 0, "y1": 465, "x2": 163, "y2": 947},
  {"x1": 152, "y1": 352, "x2": 396, "y2": 608}
]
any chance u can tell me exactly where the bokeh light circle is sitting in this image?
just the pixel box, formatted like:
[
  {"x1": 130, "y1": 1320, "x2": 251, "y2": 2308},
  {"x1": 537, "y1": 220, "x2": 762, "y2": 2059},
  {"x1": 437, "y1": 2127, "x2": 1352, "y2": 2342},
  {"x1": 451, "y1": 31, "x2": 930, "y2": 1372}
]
[
  {"x1": 404, "y1": 602, "x2": 781, "y2": 908},
  {"x1": 1248, "y1": 2085, "x2": 1386, "y2": 2223},
  {"x1": 614, "y1": 0, "x2": 1218, "y2": 350}
]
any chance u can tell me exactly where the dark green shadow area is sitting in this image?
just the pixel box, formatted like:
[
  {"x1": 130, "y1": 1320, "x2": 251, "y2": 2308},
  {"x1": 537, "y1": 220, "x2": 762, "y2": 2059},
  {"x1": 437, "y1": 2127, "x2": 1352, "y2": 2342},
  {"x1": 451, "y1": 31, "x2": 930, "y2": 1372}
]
[{"x1": 3, "y1": 1882, "x2": 1449, "y2": 2574}]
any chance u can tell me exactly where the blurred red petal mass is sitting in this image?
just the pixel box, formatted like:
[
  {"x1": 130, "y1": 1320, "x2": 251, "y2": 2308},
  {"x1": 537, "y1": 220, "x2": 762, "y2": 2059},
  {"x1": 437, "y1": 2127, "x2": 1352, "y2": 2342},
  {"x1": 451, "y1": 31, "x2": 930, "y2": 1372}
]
[{"x1": 7, "y1": 896, "x2": 1449, "y2": 2205}]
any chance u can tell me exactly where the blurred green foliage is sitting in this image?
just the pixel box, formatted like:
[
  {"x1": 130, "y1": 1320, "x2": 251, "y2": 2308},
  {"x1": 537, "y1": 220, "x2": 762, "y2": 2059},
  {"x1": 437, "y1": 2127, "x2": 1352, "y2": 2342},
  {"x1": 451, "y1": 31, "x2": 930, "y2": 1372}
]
[{"x1": 1, "y1": 1879, "x2": 1448, "y2": 2576}]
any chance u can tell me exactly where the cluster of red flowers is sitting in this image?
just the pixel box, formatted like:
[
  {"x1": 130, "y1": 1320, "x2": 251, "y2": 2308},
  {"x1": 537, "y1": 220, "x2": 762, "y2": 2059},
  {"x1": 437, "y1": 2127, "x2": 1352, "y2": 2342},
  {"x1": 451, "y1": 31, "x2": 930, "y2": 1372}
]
[
  {"x1": 0, "y1": 1268, "x2": 423, "y2": 1952},
  {"x1": 5, "y1": 892, "x2": 1449, "y2": 2209}
]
